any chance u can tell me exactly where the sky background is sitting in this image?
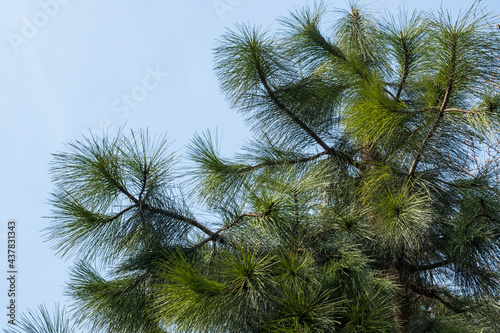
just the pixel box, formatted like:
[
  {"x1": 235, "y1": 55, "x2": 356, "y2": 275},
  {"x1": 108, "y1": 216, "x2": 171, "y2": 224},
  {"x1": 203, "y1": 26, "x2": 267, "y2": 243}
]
[{"x1": 0, "y1": 0, "x2": 497, "y2": 330}]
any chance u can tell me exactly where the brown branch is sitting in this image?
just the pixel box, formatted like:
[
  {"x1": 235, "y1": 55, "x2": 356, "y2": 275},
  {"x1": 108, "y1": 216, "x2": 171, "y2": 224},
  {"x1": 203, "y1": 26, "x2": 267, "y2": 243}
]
[
  {"x1": 123, "y1": 268, "x2": 152, "y2": 294},
  {"x1": 407, "y1": 28, "x2": 458, "y2": 178},
  {"x1": 259, "y1": 74, "x2": 329, "y2": 150},
  {"x1": 138, "y1": 164, "x2": 148, "y2": 201},
  {"x1": 394, "y1": 107, "x2": 490, "y2": 114},
  {"x1": 100, "y1": 164, "x2": 217, "y2": 240},
  {"x1": 409, "y1": 284, "x2": 464, "y2": 313},
  {"x1": 464, "y1": 199, "x2": 496, "y2": 232},
  {"x1": 409, "y1": 259, "x2": 450, "y2": 272},
  {"x1": 238, "y1": 151, "x2": 329, "y2": 173},
  {"x1": 104, "y1": 204, "x2": 138, "y2": 223},
  {"x1": 407, "y1": 109, "x2": 445, "y2": 177},
  {"x1": 116, "y1": 184, "x2": 139, "y2": 205},
  {"x1": 144, "y1": 205, "x2": 217, "y2": 239},
  {"x1": 193, "y1": 203, "x2": 275, "y2": 249},
  {"x1": 305, "y1": 26, "x2": 346, "y2": 62},
  {"x1": 384, "y1": 88, "x2": 399, "y2": 101},
  {"x1": 440, "y1": 81, "x2": 453, "y2": 112},
  {"x1": 104, "y1": 171, "x2": 217, "y2": 240},
  {"x1": 254, "y1": 60, "x2": 354, "y2": 166},
  {"x1": 444, "y1": 108, "x2": 488, "y2": 114},
  {"x1": 464, "y1": 211, "x2": 494, "y2": 233},
  {"x1": 391, "y1": 108, "x2": 434, "y2": 113},
  {"x1": 396, "y1": 32, "x2": 409, "y2": 100}
]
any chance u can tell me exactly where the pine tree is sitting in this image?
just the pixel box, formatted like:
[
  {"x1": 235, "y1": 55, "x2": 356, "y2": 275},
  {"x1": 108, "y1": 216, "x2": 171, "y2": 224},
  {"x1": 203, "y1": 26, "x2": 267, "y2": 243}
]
[
  {"x1": 40, "y1": 2, "x2": 500, "y2": 332},
  {"x1": 4, "y1": 304, "x2": 78, "y2": 333}
]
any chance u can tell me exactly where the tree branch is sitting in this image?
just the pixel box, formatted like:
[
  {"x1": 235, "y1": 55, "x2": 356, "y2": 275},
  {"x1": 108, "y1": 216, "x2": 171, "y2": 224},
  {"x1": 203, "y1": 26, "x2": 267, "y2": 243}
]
[
  {"x1": 396, "y1": 32, "x2": 409, "y2": 100},
  {"x1": 394, "y1": 107, "x2": 490, "y2": 114},
  {"x1": 105, "y1": 170, "x2": 217, "y2": 240},
  {"x1": 193, "y1": 203, "x2": 275, "y2": 249},
  {"x1": 407, "y1": 27, "x2": 458, "y2": 178},
  {"x1": 123, "y1": 267, "x2": 152, "y2": 294},
  {"x1": 444, "y1": 108, "x2": 489, "y2": 114},
  {"x1": 104, "y1": 204, "x2": 139, "y2": 224},
  {"x1": 238, "y1": 151, "x2": 329, "y2": 173},
  {"x1": 258, "y1": 73, "x2": 328, "y2": 150},
  {"x1": 305, "y1": 26, "x2": 347, "y2": 62},
  {"x1": 409, "y1": 259, "x2": 449, "y2": 272},
  {"x1": 254, "y1": 61, "x2": 353, "y2": 166},
  {"x1": 116, "y1": 183, "x2": 140, "y2": 205},
  {"x1": 440, "y1": 81, "x2": 453, "y2": 112},
  {"x1": 310, "y1": 26, "x2": 400, "y2": 104},
  {"x1": 409, "y1": 284, "x2": 465, "y2": 313},
  {"x1": 384, "y1": 88, "x2": 399, "y2": 101},
  {"x1": 407, "y1": 109, "x2": 446, "y2": 177},
  {"x1": 143, "y1": 204, "x2": 217, "y2": 240},
  {"x1": 138, "y1": 164, "x2": 148, "y2": 202},
  {"x1": 465, "y1": 213, "x2": 488, "y2": 233}
]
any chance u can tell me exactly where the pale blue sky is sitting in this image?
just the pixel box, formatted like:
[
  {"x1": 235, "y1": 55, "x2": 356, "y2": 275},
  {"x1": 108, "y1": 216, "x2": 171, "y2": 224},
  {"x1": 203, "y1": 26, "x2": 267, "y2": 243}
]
[{"x1": 0, "y1": 0, "x2": 497, "y2": 330}]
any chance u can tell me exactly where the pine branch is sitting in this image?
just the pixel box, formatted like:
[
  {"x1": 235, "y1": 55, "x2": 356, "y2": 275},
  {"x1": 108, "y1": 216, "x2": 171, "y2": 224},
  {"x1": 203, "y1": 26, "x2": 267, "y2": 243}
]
[
  {"x1": 98, "y1": 168, "x2": 217, "y2": 239},
  {"x1": 440, "y1": 81, "x2": 454, "y2": 112},
  {"x1": 116, "y1": 183, "x2": 140, "y2": 205},
  {"x1": 301, "y1": 20, "x2": 347, "y2": 62},
  {"x1": 384, "y1": 88, "x2": 400, "y2": 101},
  {"x1": 123, "y1": 268, "x2": 152, "y2": 294},
  {"x1": 407, "y1": 109, "x2": 445, "y2": 177},
  {"x1": 396, "y1": 32, "x2": 410, "y2": 100},
  {"x1": 465, "y1": 213, "x2": 488, "y2": 233},
  {"x1": 407, "y1": 25, "x2": 459, "y2": 178},
  {"x1": 100, "y1": 160, "x2": 217, "y2": 238},
  {"x1": 143, "y1": 205, "x2": 216, "y2": 240},
  {"x1": 193, "y1": 203, "x2": 275, "y2": 249},
  {"x1": 298, "y1": 11, "x2": 401, "y2": 106},
  {"x1": 104, "y1": 204, "x2": 139, "y2": 224},
  {"x1": 238, "y1": 151, "x2": 329, "y2": 173},
  {"x1": 409, "y1": 284, "x2": 465, "y2": 313},
  {"x1": 138, "y1": 164, "x2": 148, "y2": 202},
  {"x1": 464, "y1": 200, "x2": 499, "y2": 232},
  {"x1": 257, "y1": 70, "x2": 329, "y2": 151},
  {"x1": 397, "y1": 107, "x2": 492, "y2": 114},
  {"x1": 444, "y1": 108, "x2": 489, "y2": 114},
  {"x1": 409, "y1": 259, "x2": 450, "y2": 272},
  {"x1": 255, "y1": 66, "x2": 354, "y2": 165}
]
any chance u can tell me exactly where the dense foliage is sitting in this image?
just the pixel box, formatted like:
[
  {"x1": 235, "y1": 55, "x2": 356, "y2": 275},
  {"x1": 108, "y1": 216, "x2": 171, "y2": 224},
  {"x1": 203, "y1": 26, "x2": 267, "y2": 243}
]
[{"x1": 10, "y1": 2, "x2": 500, "y2": 333}]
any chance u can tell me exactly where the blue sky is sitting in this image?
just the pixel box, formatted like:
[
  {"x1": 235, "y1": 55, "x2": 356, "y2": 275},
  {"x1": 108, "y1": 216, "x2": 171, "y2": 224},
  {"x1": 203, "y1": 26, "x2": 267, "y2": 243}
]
[{"x1": 0, "y1": 0, "x2": 497, "y2": 329}]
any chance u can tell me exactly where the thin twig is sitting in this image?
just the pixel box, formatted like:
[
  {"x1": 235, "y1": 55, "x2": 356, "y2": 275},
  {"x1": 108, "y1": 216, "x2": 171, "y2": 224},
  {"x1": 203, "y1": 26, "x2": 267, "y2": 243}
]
[
  {"x1": 193, "y1": 203, "x2": 275, "y2": 249},
  {"x1": 238, "y1": 151, "x2": 329, "y2": 173},
  {"x1": 254, "y1": 57, "x2": 354, "y2": 166},
  {"x1": 103, "y1": 204, "x2": 139, "y2": 224},
  {"x1": 144, "y1": 205, "x2": 217, "y2": 240},
  {"x1": 138, "y1": 164, "x2": 148, "y2": 201}
]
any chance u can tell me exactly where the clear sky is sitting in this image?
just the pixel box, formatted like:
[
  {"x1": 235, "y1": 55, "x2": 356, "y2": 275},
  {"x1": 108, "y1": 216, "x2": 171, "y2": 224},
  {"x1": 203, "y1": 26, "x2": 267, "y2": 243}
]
[{"x1": 0, "y1": 0, "x2": 497, "y2": 330}]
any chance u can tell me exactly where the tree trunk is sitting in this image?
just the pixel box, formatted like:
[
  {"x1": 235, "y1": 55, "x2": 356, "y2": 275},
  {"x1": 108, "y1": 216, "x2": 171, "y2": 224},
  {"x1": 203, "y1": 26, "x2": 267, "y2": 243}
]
[
  {"x1": 392, "y1": 254, "x2": 412, "y2": 333},
  {"x1": 394, "y1": 284, "x2": 412, "y2": 333}
]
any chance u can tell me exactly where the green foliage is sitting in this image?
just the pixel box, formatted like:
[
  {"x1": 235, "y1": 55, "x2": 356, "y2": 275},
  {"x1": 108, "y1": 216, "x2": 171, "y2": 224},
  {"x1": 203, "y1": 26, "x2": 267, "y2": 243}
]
[
  {"x1": 3, "y1": 304, "x2": 78, "y2": 333},
  {"x1": 39, "y1": 2, "x2": 500, "y2": 333}
]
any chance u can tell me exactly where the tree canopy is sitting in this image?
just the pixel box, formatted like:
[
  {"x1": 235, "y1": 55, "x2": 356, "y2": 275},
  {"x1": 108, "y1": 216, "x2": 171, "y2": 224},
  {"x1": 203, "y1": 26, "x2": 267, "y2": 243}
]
[{"x1": 11, "y1": 2, "x2": 500, "y2": 333}]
